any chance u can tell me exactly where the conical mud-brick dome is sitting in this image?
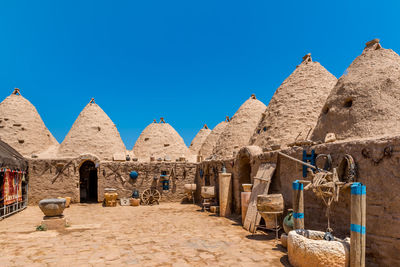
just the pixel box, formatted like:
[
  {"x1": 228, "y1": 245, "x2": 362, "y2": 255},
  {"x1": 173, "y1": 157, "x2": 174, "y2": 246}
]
[
  {"x1": 311, "y1": 39, "x2": 400, "y2": 142},
  {"x1": 213, "y1": 95, "x2": 266, "y2": 159},
  {"x1": 250, "y1": 54, "x2": 337, "y2": 148},
  {"x1": 189, "y1": 124, "x2": 211, "y2": 155},
  {"x1": 133, "y1": 118, "x2": 191, "y2": 161},
  {"x1": 0, "y1": 89, "x2": 58, "y2": 157},
  {"x1": 199, "y1": 119, "x2": 229, "y2": 159},
  {"x1": 58, "y1": 98, "x2": 126, "y2": 160}
]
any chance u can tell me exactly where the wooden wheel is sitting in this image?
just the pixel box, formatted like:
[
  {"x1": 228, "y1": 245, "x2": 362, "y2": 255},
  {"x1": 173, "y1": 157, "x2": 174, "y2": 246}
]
[{"x1": 141, "y1": 188, "x2": 161, "y2": 205}]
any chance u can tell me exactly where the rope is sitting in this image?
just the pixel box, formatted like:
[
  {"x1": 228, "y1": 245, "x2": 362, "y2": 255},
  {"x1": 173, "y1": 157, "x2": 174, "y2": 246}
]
[{"x1": 306, "y1": 168, "x2": 342, "y2": 233}]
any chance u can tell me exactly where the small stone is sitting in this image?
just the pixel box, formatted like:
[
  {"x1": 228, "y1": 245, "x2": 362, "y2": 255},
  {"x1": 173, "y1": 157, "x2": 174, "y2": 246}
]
[{"x1": 324, "y1": 132, "x2": 336, "y2": 143}]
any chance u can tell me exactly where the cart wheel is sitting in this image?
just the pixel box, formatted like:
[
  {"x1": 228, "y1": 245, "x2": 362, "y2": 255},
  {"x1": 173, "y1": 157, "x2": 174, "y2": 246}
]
[{"x1": 141, "y1": 188, "x2": 161, "y2": 205}]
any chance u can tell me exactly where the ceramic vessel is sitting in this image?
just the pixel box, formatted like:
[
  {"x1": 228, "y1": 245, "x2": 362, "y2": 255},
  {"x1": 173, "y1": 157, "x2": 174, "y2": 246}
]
[{"x1": 39, "y1": 198, "x2": 66, "y2": 217}]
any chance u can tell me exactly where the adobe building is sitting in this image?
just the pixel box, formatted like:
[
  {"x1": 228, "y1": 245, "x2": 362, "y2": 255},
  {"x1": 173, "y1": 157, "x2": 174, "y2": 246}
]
[
  {"x1": 0, "y1": 89, "x2": 58, "y2": 157},
  {"x1": 133, "y1": 118, "x2": 195, "y2": 162},
  {"x1": 188, "y1": 124, "x2": 211, "y2": 158}
]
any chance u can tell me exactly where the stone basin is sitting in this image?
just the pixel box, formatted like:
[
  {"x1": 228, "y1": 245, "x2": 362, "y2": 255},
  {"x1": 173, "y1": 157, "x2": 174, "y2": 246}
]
[
  {"x1": 39, "y1": 198, "x2": 66, "y2": 217},
  {"x1": 288, "y1": 229, "x2": 350, "y2": 267}
]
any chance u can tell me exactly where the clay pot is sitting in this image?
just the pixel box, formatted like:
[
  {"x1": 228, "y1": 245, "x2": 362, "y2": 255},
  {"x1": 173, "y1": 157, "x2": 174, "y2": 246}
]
[
  {"x1": 57, "y1": 197, "x2": 71, "y2": 208},
  {"x1": 257, "y1": 194, "x2": 284, "y2": 212},
  {"x1": 130, "y1": 198, "x2": 140, "y2": 206},
  {"x1": 39, "y1": 198, "x2": 66, "y2": 217},
  {"x1": 242, "y1": 184, "x2": 253, "y2": 192}
]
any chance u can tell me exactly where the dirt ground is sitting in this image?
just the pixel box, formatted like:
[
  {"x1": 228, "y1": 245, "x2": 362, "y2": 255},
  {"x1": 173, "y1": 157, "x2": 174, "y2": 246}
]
[{"x1": 0, "y1": 203, "x2": 289, "y2": 267}]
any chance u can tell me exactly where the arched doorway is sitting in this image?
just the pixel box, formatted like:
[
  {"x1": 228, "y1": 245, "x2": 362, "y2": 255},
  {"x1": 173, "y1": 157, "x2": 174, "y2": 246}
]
[{"x1": 79, "y1": 161, "x2": 98, "y2": 203}]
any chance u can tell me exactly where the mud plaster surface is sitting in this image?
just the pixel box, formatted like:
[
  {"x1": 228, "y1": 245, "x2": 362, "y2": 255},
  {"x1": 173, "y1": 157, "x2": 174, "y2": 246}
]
[
  {"x1": 199, "y1": 121, "x2": 227, "y2": 159},
  {"x1": 189, "y1": 127, "x2": 211, "y2": 156},
  {"x1": 58, "y1": 102, "x2": 126, "y2": 161},
  {"x1": 0, "y1": 93, "x2": 58, "y2": 157},
  {"x1": 250, "y1": 60, "x2": 337, "y2": 148},
  {"x1": 312, "y1": 44, "x2": 400, "y2": 142},
  {"x1": 213, "y1": 97, "x2": 266, "y2": 159},
  {"x1": 133, "y1": 122, "x2": 194, "y2": 162}
]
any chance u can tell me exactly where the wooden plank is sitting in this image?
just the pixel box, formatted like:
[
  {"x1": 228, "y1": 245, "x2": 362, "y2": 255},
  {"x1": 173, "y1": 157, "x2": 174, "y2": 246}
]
[{"x1": 243, "y1": 163, "x2": 276, "y2": 232}]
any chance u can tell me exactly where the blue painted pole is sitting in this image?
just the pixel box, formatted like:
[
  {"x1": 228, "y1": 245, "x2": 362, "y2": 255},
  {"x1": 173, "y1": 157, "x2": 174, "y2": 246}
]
[
  {"x1": 350, "y1": 182, "x2": 366, "y2": 267},
  {"x1": 292, "y1": 180, "x2": 304, "y2": 229}
]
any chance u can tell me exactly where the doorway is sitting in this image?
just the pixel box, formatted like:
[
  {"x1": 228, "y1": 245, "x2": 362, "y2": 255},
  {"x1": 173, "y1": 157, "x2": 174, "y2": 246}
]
[
  {"x1": 79, "y1": 161, "x2": 98, "y2": 203},
  {"x1": 238, "y1": 155, "x2": 251, "y2": 189}
]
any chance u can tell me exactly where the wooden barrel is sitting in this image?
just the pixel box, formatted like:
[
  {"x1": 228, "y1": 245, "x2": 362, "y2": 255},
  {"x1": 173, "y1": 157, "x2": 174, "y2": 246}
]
[
  {"x1": 257, "y1": 194, "x2": 284, "y2": 212},
  {"x1": 201, "y1": 186, "x2": 215, "y2": 199}
]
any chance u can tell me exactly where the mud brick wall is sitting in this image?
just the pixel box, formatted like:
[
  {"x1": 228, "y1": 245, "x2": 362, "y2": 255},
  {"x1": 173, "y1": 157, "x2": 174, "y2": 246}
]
[
  {"x1": 28, "y1": 155, "x2": 197, "y2": 204},
  {"x1": 273, "y1": 137, "x2": 400, "y2": 266},
  {"x1": 99, "y1": 161, "x2": 197, "y2": 202}
]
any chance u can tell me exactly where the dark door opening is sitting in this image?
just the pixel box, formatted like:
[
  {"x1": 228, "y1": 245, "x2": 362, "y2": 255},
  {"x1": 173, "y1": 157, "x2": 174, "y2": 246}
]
[
  {"x1": 238, "y1": 155, "x2": 251, "y2": 191},
  {"x1": 79, "y1": 161, "x2": 98, "y2": 203}
]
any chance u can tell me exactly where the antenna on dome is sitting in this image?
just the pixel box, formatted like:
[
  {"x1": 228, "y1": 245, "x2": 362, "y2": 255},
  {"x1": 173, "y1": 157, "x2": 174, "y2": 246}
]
[
  {"x1": 89, "y1": 98, "x2": 95, "y2": 104},
  {"x1": 160, "y1": 117, "x2": 166, "y2": 123},
  {"x1": 12, "y1": 88, "x2": 21, "y2": 95}
]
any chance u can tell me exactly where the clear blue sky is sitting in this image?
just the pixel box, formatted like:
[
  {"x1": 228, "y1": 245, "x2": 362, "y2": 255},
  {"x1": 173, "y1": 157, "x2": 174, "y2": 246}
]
[{"x1": 1, "y1": 1, "x2": 399, "y2": 148}]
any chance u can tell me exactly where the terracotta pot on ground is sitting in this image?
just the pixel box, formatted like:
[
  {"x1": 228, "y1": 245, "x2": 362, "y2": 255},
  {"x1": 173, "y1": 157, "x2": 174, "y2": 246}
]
[{"x1": 130, "y1": 198, "x2": 140, "y2": 206}]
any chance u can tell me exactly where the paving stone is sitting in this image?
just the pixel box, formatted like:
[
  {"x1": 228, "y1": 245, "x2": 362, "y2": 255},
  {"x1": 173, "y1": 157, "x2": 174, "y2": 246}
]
[{"x1": 0, "y1": 203, "x2": 288, "y2": 266}]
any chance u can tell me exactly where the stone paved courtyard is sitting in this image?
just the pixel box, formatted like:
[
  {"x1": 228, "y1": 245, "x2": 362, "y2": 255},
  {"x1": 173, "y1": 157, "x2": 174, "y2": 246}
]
[{"x1": 0, "y1": 203, "x2": 289, "y2": 266}]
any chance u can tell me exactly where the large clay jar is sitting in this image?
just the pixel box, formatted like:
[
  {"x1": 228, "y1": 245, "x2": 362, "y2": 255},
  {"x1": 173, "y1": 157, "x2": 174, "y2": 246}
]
[
  {"x1": 130, "y1": 198, "x2": 140, "y2": 206},
  {"x1": 39, "y1": 198, "x2": 66, "y2": 217}
]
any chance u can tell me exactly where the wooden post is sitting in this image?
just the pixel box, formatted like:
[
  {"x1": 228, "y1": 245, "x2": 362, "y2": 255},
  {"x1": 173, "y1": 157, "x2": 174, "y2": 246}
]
[
  {"x1": 292, "y1": 180, "x2": 304, "y2": 229},
  {"x1": 219, "y1": 173, "x2": 232, "y2": 217},
  {"x1": 350, "y1": 182, "x2": 366, "y2": 267}
]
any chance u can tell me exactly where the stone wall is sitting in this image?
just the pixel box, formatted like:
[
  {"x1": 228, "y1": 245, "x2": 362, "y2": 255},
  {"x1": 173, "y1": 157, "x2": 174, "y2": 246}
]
[{"x1": 28, "y1": 155, "x2": 197, "y2": 204}]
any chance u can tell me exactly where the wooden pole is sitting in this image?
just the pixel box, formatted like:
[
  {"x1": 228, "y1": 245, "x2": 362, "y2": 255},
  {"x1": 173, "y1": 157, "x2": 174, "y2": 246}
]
[
  {"x1": 292, "y1": 180, "x2": 304, "y2": 229},
  {"x1": 350, "y1": 182, "x2": 366, "y2": 267}
]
